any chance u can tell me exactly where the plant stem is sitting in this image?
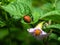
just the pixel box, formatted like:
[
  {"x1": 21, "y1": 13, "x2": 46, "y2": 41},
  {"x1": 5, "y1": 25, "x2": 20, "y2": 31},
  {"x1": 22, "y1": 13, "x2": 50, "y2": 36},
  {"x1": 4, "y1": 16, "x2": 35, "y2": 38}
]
[{"x1": 4, "y1": 11, "x2": 11, "y2": 35}]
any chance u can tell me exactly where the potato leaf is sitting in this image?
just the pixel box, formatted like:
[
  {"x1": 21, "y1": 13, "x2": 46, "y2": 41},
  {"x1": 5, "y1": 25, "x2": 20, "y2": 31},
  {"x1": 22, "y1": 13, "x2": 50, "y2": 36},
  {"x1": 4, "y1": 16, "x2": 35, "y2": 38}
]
[
  {"x1": 31, "y1": 8, "x2": 41, "y2": 24},
  {"x1": 56, "y1": 1, "x2": 60, "y2": 10},
  {"x1": 58, "y1": 37, "x2": 60, "y2": 41},
  {"x1": 40, "y1": 10, "x2": 60, "y2": 23},
  {"x1": 1, "y1": 0, "x2": 31, "y2": 20},
  {"x1": 49, "y1": 33, "x2": 58, "y2": 40},
  {"x1": 40, "y1": 3, "x2": 53, "y2": 12},
  {"x1": 46, "y1": 24, "x2": 60, "y2": 29}
]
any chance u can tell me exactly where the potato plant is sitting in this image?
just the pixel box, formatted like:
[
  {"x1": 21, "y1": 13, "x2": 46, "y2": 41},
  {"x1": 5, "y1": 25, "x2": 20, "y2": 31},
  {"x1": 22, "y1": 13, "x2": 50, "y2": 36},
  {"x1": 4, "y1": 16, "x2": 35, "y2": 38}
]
[{"x1": 0, "y1": 0, "x2": 60, "y2": 45}]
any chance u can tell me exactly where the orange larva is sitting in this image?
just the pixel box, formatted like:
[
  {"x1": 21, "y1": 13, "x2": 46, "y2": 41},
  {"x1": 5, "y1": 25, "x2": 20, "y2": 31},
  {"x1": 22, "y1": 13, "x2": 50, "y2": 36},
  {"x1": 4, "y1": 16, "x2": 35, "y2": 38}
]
[{"x1": 23, "y1": 15, "x2": 31, "y2": 23}]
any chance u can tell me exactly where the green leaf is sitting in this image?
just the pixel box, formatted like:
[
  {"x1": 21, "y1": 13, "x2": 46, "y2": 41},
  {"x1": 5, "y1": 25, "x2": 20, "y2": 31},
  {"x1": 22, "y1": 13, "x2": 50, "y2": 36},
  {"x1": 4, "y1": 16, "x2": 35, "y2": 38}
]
[
  {"x1": 30, "y1": 3, "x2": 53, "y2": 24},
  {"x1": 40, "y1": 10, "x2": 60, "y2": 23},
  {"x1": 40, "y1": 3, "x2": 53, "y2": 12},
  {"x1": 49, "y1": 33, "x2": 58, "y2": 40},
  {"x1": 56, "y1": 1, "x2": 60, "y2": 10},
  {"x1": 0, "y1": 29, "x2": 9, "y2": 40},
  {"x1": 31, "y1": 8, "x2": 40, "y2": 24},
  {"x1": 40, "y1": 10, "x2": 60, "y2": 19},
  {"x1": 1, "y1": 0, "x2": 31, "y2": 20},
  {"x1": 58, "y1": 37, "x2": 60, "y2": 41},
  {"x1": 47, "y1": 24, "x2": 60, "y2": 29},
  {"x1": 22, "y1": 24, "x2": 32, "y2": 30}
]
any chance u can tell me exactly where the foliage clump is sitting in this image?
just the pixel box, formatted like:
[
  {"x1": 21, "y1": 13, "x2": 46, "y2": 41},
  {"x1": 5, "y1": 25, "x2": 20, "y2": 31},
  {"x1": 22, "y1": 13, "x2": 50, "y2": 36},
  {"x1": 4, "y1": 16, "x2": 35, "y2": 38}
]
[{"x1": 0, "y1": 0, "x2": 60, "y2": 45}]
